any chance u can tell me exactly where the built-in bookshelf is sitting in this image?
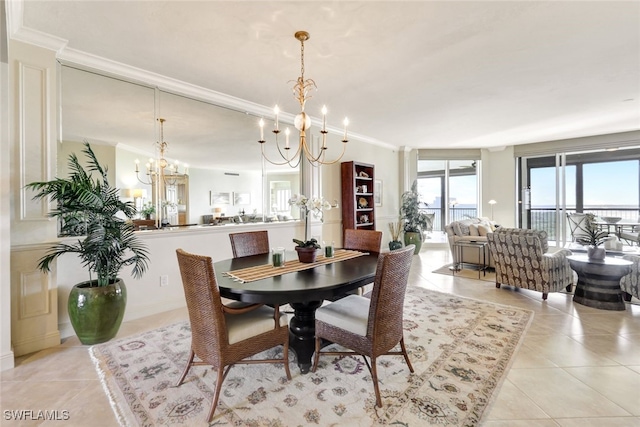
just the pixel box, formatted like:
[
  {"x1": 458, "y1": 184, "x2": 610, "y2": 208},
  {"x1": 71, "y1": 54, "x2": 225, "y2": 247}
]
[{"x1": 341, "y1": 161, "x2": 375, "y2": 234}]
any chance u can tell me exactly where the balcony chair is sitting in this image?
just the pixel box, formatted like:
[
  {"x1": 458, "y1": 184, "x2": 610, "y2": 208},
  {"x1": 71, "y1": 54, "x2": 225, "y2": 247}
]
[
  {"x1": 229, "y1": 230, "x2": 270, "y2": 258},
  {"x1": 618, "y1": 219, "x2": 640, "y2": 246},
  {"x1": 567, "y1": 213, "x2": 592, "y2": 243},
  {"x1": 311, "y1": 245, "x2": 415, "y2": 407},
  {"x1": 619, "y1": 254, "x2": 640, "y2": 302},
  {"x1": 487, "y1": 228, "x2": 574, "y2": 300},
  {"x1": 175, "y1": 248, "x2": 291, "y2": 423}
]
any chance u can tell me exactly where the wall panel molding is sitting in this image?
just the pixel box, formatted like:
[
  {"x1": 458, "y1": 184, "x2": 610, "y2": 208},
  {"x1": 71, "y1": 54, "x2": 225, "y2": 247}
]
[{"x1": 17, "y1": 60, "x2": 51, "y2": 220}]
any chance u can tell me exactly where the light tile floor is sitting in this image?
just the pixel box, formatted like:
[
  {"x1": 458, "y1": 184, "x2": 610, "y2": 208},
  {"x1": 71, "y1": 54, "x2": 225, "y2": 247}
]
[{"x1": 2, "y1": 243, "x2": 639, "y2": 426}]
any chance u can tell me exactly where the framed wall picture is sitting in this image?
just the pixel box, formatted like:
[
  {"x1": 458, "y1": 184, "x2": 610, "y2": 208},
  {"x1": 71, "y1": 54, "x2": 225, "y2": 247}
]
[
  {"x1": 210, "y1": 191, "x2": 231, "y2": 205},
  {"x1": 374, "y1": 179, "x2": 382, "y2": 206},
  {"x1": 234, "y1": 192, "x2": 251, "y2": 205}
]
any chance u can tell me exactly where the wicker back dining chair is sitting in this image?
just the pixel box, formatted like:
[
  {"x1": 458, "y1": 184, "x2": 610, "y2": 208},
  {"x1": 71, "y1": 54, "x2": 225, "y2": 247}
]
[
  {"x1": 229, "y1": 230, "x2": 270, "y2": 258},
  {"x1": 342, "y1": 229, "x2": 383, "y2": 296},
  {"x1": 343, "y1": 228, "x2": 383, "y2": 253},
  {"x1": 311, "y1": 244, "x2": 415, "y2": 407},
  {"x1": 175, "y1": 248, "x2": 291, "y2": 423}
]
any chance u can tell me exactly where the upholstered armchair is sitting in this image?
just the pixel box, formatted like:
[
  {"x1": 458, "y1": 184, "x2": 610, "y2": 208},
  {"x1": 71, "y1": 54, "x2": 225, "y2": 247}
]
[
  {"x1": 486, "y1": 228, "x2": 573, "y2": 300},
  {"x1": 620, "y1": 254, "x2": 640, "y2": 302}
]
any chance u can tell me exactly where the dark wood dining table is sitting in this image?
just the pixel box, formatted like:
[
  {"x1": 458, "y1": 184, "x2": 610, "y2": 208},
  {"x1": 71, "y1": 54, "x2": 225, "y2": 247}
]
[{"x1": 213, "y1": 251, "x2": 379, "y2": 373}]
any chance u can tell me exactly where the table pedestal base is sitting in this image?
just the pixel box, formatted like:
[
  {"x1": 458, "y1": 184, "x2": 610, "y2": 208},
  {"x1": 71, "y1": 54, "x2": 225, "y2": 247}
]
[
  {"x1": 573, "y1": 274, "x2": 626, "y2": 311},
  {"x1": 289, "y1": 300, "x2": 323, "y2": 374}
]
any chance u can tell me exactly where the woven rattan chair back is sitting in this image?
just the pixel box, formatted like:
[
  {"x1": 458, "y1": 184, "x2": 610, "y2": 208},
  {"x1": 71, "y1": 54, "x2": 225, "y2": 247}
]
[
  {"x1": 176, "y1": 248, "x2": 227, "y2": 363},
  {"x1": 175, "y1": 248, "x2": 291, "y2": 422},
  {"x1": 229, "y1": 230, "x2": 270, "y2": 258},
  {"x1": 367, "y1": 244, "x2": 415, "y2": 352},
  {"x1": 343, "y1": 229, "x2": 382, "y2": 253},
  {"x1": 312, "y1": 244, "x2": 415, "y2": 407}
]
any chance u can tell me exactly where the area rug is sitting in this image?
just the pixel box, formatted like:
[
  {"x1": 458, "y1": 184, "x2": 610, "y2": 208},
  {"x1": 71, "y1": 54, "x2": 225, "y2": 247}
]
[
  {"x1": 432, "y1": 263, "x2": 497, "y2": 283},
  {"x1": 90, "y1": 287, "x2": 533, "y2": 426}
]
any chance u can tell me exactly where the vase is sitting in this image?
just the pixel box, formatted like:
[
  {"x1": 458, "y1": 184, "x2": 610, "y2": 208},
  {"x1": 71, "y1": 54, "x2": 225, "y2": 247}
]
[
  {"x1": 295, "y1": 246, "x2": 318, "y2": 263},
  {"x1": 587, "y1": 246, "x2": 606, "y2": 261},
  {"x1": 68, "y1": 279, "x2": 127, "y2": 345},
  {"x1": 389, "y1": 240, "x2": 403, "y2": 251},
  {"x1": 404, "y1": 231, "x2": 422, "y2": 254}
]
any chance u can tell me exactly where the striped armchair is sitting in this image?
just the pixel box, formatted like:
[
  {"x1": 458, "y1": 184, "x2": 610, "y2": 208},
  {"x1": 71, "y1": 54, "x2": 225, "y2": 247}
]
[
  {"x1": 487, "y1": 228, "x2": 573, "y2": 300},
  {"x1": 620, "y1": 254, "x2": 640, "y2": 302}
]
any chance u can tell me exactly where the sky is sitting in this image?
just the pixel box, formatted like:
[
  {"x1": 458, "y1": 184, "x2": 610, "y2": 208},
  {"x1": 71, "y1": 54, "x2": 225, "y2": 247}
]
[{"x1": 531, "y1": 160, "x2": 638, "y2": 207}]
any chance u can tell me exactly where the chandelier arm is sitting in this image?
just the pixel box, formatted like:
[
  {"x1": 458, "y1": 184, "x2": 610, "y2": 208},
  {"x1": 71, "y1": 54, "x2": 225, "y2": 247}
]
[
  {"x1": 260, "y1": 142, "x2": 303, "y2": 168},
  {"x1": 305, "y1": 139, "x2": 348, "y2": 166},
  {"x1": 274, "y1": 131, "x2": 304, "y2": 164}
]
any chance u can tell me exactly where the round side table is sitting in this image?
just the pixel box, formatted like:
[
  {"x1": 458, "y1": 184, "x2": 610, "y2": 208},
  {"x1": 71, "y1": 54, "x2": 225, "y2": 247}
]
[{"x1": 567, "y1": 255, "x2": 632, "y2": 311}]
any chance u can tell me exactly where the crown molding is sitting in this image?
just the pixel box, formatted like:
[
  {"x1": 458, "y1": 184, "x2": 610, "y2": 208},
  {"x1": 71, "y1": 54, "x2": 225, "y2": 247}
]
[{"x1": 7, "y1": 0, "x2": 395, "y2": 150}]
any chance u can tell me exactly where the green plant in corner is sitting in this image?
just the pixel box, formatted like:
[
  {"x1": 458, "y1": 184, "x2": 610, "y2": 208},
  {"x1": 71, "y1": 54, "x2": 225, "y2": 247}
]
[
  {"x1": 400, "y1": 181, "x2": 431, "y2": 254},
  {"x1": 25, "y1": 142, "x2": 150, "y2": 344}
]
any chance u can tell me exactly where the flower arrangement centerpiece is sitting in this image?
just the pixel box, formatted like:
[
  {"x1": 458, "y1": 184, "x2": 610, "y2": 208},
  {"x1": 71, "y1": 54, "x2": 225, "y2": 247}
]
[
  {"x1": 288, "y1": 194, "x2": 337, "y2": 263},
  {"x1": 576, "y1": 212, "x2": 609, "y2": 260}
]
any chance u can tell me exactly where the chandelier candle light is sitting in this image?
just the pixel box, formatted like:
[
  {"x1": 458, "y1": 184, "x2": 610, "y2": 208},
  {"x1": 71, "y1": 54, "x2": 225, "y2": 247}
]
[
  {"x1": 259, "y1": 31, "x2": 348, "y2": 167},
  {"x1": 134, "y1": 118, "x2": 188, "y2": 227}
]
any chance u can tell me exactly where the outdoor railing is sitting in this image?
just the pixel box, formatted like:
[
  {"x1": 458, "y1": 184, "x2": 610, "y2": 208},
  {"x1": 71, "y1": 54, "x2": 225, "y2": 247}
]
[
  {"x1": 422, "y1": 208, "x2": 477, "y2": 232},
  {"x1": 530, "y1": 208, "x2": 640, "y2": 241}
]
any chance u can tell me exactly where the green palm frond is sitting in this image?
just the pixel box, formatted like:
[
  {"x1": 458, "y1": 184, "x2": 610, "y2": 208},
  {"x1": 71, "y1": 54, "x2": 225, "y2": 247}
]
[{"x1": 25, "y1": 141, "x2": 150, "y2": 286}]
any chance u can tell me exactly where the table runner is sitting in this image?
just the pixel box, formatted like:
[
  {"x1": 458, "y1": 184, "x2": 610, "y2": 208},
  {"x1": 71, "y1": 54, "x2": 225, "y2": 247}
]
[{"x1": 223, "y1": 249, "x2": 367, "y2": 283}]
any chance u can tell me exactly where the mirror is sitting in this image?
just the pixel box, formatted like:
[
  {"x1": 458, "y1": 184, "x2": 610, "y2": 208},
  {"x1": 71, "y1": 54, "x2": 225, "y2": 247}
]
[{"x1": 60, "y1": 65, "x2": 299, "y2": 233}]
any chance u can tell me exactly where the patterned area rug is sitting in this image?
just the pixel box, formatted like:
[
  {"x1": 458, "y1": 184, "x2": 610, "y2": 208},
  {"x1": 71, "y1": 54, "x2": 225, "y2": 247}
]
[
  {"x1": 432, "y1": 263, "x2": 497, "y2": 283},
  {"x1": 90, "y1": 287, "x2": 533, "y2": 426}
]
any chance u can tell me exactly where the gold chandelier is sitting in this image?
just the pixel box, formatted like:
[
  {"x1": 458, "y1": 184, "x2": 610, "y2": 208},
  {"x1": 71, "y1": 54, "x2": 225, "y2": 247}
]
[
  {"x1": 135, "y1": 118, "x2": 188, "y2": 186},
  {"x1": 259, "y1": 31, "x2": 348, "y2": 168}
]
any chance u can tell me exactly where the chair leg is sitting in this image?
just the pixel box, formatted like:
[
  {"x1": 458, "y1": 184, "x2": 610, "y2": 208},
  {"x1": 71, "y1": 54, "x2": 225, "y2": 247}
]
[
  {"x1": 623, "y1": 291, "x2": 632, "y2": 302},
  {"x1": 495, "y1": 282, "x2": 501, "y2": 289},
  {"x1": 175, "y1": 349, "x2": 195, "y2": 386},
  {"x1": 542, "y1": 292, "x2": 548, "y2": 300},
  {"x1": 207, "y1": 365, "x2": 227, "y2": 423},
  {"x1": 566, "y1": 284, "x2": 572, "y2": 292},
  {"x1": 399, "y1": 338, "x2": 414, "y2": 373},
  {"x1": 370, "y1": 356, "x2": 382, "y2": 408},
  {"x1": 311, "y1": 336, "x2": 321, "y2": 373},
  {"x1": 283, "y1": 340, "x2": 292, "y2": 380}
]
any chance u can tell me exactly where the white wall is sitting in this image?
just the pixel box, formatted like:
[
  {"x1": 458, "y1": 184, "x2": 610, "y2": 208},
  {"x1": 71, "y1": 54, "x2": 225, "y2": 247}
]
[
  {"x1": 1, "y1": 0, "x2": 14, "y2": 370},
  {"x1": 482, "y1": 147, "x2": 517, "y2": 227},
  {"x1": 188, "y1": 167, "x2": 262, "y2": 223},
  {"x1": 55, "y1": 222, "x2": 300, "y2": 338}
]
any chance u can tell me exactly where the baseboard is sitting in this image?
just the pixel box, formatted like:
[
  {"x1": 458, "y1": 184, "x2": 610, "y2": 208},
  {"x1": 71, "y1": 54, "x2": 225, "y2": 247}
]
[
  {"x1": 1, "y1": 350, "x2": 15, "y2": 371},
  {"x1": 12, "y1": 331, "x2": 60, "y2": 357}
]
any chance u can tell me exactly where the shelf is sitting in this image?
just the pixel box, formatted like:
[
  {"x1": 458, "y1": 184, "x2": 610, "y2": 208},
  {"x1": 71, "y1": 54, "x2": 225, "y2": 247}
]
[{"x1": 342, "y1": 161, "x2": 376, "y2": 235}]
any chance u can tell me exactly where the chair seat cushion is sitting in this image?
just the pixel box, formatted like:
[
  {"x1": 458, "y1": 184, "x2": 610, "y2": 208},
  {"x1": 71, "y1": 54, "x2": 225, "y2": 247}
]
[
  {"x1": 316, "y1": 295, "x2": 370, "y2": 336},
  {"x1": 225, "y1": 304, "x2": 288, "y2": 344}
]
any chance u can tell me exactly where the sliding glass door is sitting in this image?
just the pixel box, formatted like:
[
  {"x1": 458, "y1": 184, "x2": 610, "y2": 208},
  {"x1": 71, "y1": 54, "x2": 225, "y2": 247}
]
[
  {"x1": 519, "y1": 147, "x2": 640, "y2": 245},
  {"x1": 417, "y1": 159, "x2": 479, "y2": 231}
]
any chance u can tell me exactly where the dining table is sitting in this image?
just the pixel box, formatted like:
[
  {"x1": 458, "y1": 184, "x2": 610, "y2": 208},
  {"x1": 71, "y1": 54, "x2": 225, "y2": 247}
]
[{"x1": 213, "y1": 250, "x2": 379, "y2": 373}]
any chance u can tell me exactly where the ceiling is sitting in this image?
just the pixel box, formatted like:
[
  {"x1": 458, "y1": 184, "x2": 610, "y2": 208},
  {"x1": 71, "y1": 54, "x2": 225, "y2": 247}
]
[{"x1": 9, "y1": 1, "x2": 640, "y2": 168}]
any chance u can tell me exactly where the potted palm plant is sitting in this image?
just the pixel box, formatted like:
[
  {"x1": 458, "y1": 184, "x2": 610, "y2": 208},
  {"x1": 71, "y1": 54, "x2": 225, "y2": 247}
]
[
  {"x1": 400, "y1": 181, "x2": 432, "y2": 254},
  {"x1": 25, "y1": 142, "x2": 150, "y2": 344}
]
